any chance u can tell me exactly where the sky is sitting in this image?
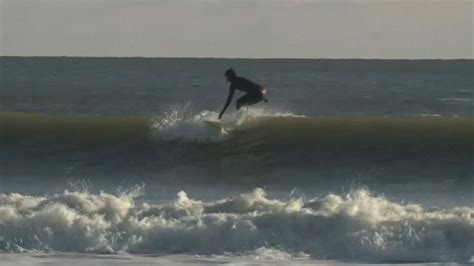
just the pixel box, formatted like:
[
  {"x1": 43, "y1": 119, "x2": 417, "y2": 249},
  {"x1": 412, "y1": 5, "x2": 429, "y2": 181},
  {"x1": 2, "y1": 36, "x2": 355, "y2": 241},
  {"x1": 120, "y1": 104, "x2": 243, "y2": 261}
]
[{"x1": 0, "y1": 0, "x2": 472, "y2": 59}]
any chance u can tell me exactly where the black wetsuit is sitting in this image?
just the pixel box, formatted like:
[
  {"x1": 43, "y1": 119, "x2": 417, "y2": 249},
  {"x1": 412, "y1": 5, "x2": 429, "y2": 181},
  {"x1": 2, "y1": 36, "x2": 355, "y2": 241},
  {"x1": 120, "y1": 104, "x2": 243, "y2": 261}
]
[{"x1": 219, "y1": 76, "x2": 266, "y2": 119}]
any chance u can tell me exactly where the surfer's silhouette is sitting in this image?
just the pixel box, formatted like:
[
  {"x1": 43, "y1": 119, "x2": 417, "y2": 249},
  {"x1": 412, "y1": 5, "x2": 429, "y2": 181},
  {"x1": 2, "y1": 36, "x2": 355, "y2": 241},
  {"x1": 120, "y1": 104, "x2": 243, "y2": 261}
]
[{"x1": 218, "y1": 68, "x2": 268, "y2": 119}]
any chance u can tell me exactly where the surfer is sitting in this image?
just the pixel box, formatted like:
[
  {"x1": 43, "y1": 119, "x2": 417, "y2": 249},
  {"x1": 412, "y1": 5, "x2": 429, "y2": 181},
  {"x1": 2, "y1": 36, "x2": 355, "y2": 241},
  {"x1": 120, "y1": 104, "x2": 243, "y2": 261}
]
[{"x1": 218, "y1": 68, "x2": 268, "y2": 119}]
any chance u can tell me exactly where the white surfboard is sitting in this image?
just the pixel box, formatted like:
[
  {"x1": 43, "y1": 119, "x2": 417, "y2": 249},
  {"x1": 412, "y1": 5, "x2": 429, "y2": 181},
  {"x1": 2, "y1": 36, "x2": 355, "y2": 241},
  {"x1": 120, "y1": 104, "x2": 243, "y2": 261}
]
[{"x1": 204, "y1": 119, "x2": 221, "y2": 128}]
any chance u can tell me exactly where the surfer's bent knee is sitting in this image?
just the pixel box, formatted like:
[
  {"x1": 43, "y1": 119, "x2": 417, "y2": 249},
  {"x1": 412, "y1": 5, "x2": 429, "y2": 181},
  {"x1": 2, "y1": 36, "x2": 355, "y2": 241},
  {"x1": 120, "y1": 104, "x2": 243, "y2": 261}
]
[{"x1": 236, "y1": 90, "x2": 267, "y2": 110}]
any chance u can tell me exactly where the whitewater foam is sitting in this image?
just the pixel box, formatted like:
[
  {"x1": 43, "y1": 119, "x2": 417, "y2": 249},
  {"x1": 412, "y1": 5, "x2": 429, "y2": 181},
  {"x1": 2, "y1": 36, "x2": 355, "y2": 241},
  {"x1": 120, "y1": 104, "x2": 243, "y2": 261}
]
[
  {"x1": 0, "y1": 186, "x2": 472, "y2": 263},
  {"x1": 150, "y1": 106, "x2": 305, "y2": 142}
]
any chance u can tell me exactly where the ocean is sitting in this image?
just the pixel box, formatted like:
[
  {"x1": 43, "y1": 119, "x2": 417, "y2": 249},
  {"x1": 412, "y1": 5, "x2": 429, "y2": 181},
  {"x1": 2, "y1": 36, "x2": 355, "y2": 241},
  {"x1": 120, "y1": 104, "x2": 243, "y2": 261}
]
[{"x1": 0, "y1": 57, "x2": 473, "y2": 265}]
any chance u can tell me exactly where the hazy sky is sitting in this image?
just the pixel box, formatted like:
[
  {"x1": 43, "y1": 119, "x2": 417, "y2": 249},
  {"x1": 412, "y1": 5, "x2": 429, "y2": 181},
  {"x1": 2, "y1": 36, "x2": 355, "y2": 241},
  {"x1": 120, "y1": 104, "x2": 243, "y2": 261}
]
[{"x1": 1, "y1": 0, "x2": 472, "y2": 58}]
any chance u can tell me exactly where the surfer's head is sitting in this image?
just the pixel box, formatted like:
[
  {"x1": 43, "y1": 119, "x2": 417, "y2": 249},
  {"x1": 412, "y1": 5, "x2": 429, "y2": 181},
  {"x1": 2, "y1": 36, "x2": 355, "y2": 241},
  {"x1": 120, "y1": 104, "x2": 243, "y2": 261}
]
[{"x1": 224, "y1": 68, "x2": 236, "y2": 82}]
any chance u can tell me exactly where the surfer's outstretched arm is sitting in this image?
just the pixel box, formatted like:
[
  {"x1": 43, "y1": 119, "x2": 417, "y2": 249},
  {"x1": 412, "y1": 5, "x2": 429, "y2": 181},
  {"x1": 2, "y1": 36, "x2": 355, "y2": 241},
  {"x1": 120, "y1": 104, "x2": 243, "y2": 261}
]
[{"x1": 219, "y1": 87, "x2": 235, "y2": 119}]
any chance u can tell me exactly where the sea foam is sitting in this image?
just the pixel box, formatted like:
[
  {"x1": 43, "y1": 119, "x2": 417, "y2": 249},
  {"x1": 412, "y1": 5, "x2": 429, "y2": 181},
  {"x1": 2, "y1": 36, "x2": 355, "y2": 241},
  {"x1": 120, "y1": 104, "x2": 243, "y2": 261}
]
[{"x1": 0, "y1": 186, "x2": 472, "y2": 263}]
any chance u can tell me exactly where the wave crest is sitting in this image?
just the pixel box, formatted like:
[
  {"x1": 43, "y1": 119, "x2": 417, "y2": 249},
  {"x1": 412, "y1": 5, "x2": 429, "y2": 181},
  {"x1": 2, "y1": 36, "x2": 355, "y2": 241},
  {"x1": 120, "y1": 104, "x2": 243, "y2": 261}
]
[{"x1": 150, "y1": 107, "x2": 305, "y2": 142}]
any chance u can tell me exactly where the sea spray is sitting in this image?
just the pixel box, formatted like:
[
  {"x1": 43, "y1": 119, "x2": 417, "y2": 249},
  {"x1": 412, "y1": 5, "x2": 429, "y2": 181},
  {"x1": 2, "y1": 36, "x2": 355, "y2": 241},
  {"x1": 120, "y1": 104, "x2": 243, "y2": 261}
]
[{"x1": 149, "y1": 106, "x2": 306, "y2": 142}]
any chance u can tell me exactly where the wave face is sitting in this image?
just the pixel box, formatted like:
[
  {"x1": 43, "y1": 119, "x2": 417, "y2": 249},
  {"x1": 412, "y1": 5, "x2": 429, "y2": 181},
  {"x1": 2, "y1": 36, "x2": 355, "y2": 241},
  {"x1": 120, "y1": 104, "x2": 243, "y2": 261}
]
[
  {"x1": 2, "y1": 110, "x2": 472, "y2": 152},
  {"x1": 0, "y1": 187, "x2": 473, "y2": 263},
  {"x1": 1, "y1": 110, "x2": 473, "y2": 186}
]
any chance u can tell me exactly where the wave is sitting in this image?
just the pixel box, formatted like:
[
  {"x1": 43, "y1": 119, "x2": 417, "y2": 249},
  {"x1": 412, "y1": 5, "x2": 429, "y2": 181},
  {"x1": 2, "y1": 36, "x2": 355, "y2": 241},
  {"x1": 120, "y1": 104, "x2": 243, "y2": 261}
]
[
  {"x1": 438, "y1": 97, "x2": 474, "y2": 103},
  {"x1": 1, "y1": 110, "x2": 472, "y2": 143},
  {"x1": 0, "y1": 186, "x2": 473, "y2": 263},
  {"x1": 0, "y1": 109, "x2": 302, "y2": 144},
  {"x1": 1, "y1": 110, "x2": 473, "y2": 186},
  {"x1": 1, "y1": 110, "x2": 472, "y2": 158}
]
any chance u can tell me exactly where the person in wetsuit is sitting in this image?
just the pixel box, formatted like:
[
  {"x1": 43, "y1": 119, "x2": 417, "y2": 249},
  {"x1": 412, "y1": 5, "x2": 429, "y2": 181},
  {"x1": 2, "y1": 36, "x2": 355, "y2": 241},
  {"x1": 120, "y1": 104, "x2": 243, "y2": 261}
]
[{"x1": 218, "y1": 68, "x2": 268, "y2": 119}]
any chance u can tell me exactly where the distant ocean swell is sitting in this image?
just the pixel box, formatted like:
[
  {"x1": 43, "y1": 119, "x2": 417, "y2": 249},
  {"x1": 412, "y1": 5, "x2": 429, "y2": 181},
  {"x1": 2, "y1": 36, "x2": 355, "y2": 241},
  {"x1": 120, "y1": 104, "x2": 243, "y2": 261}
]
[{"x1": 0, "y1": 187, "x2": 473, "y2": 263}]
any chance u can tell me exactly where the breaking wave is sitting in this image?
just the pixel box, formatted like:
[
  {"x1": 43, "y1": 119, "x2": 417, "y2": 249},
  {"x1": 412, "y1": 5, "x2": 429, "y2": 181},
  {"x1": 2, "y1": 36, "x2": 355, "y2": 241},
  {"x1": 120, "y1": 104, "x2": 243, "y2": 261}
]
[
  {"x1": 1, "y1": 110, "x2": 472, "y2": 150},
  {"x1": 149, "y1": 107, "x2": 304, "y2": 142},
  {"x1": 1, "y1": 110, "x2": 472, "y2": 185},
  {"x1": 0, "y1": 186, "x2": 473, "y2": 263},
  {"x1": 1, "y1": 110, "x2": 472, "y2": 187}
]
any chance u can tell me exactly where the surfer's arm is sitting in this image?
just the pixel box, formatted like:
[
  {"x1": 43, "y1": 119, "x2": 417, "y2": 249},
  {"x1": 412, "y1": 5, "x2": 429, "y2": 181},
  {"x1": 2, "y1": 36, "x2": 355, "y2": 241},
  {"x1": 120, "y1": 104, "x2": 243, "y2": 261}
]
[{"x1": 219, "y1": 87, "x2": 235, "y2": 119}]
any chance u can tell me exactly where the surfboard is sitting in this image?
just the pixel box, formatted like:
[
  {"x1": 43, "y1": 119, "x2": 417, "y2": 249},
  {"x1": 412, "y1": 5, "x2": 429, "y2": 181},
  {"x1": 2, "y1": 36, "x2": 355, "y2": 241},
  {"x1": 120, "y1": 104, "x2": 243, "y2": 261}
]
[{"x1": 204, "y1": 120, "x2": 221, "y2": 128}]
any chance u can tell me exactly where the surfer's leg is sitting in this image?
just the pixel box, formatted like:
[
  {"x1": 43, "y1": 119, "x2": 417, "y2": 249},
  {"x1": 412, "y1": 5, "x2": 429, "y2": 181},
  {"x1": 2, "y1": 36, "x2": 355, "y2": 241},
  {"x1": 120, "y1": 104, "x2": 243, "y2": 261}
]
[{"x1": 236, "y1": 93, "x2": 263, "y2": 110}]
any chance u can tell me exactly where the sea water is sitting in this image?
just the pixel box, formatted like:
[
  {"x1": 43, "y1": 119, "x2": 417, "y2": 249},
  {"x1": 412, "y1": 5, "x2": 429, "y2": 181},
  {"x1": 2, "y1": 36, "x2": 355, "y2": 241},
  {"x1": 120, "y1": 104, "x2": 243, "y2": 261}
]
[{"x1": 0, "y1": 57, "x2": 473, "y2": 265}]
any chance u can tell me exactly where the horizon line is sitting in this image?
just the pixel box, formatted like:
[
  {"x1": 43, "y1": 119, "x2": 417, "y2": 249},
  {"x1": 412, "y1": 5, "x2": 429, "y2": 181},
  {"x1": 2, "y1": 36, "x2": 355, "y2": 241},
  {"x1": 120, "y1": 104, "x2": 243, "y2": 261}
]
[{"x1": 1, "y1": 55, "x2": 472, "y2": 61}]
